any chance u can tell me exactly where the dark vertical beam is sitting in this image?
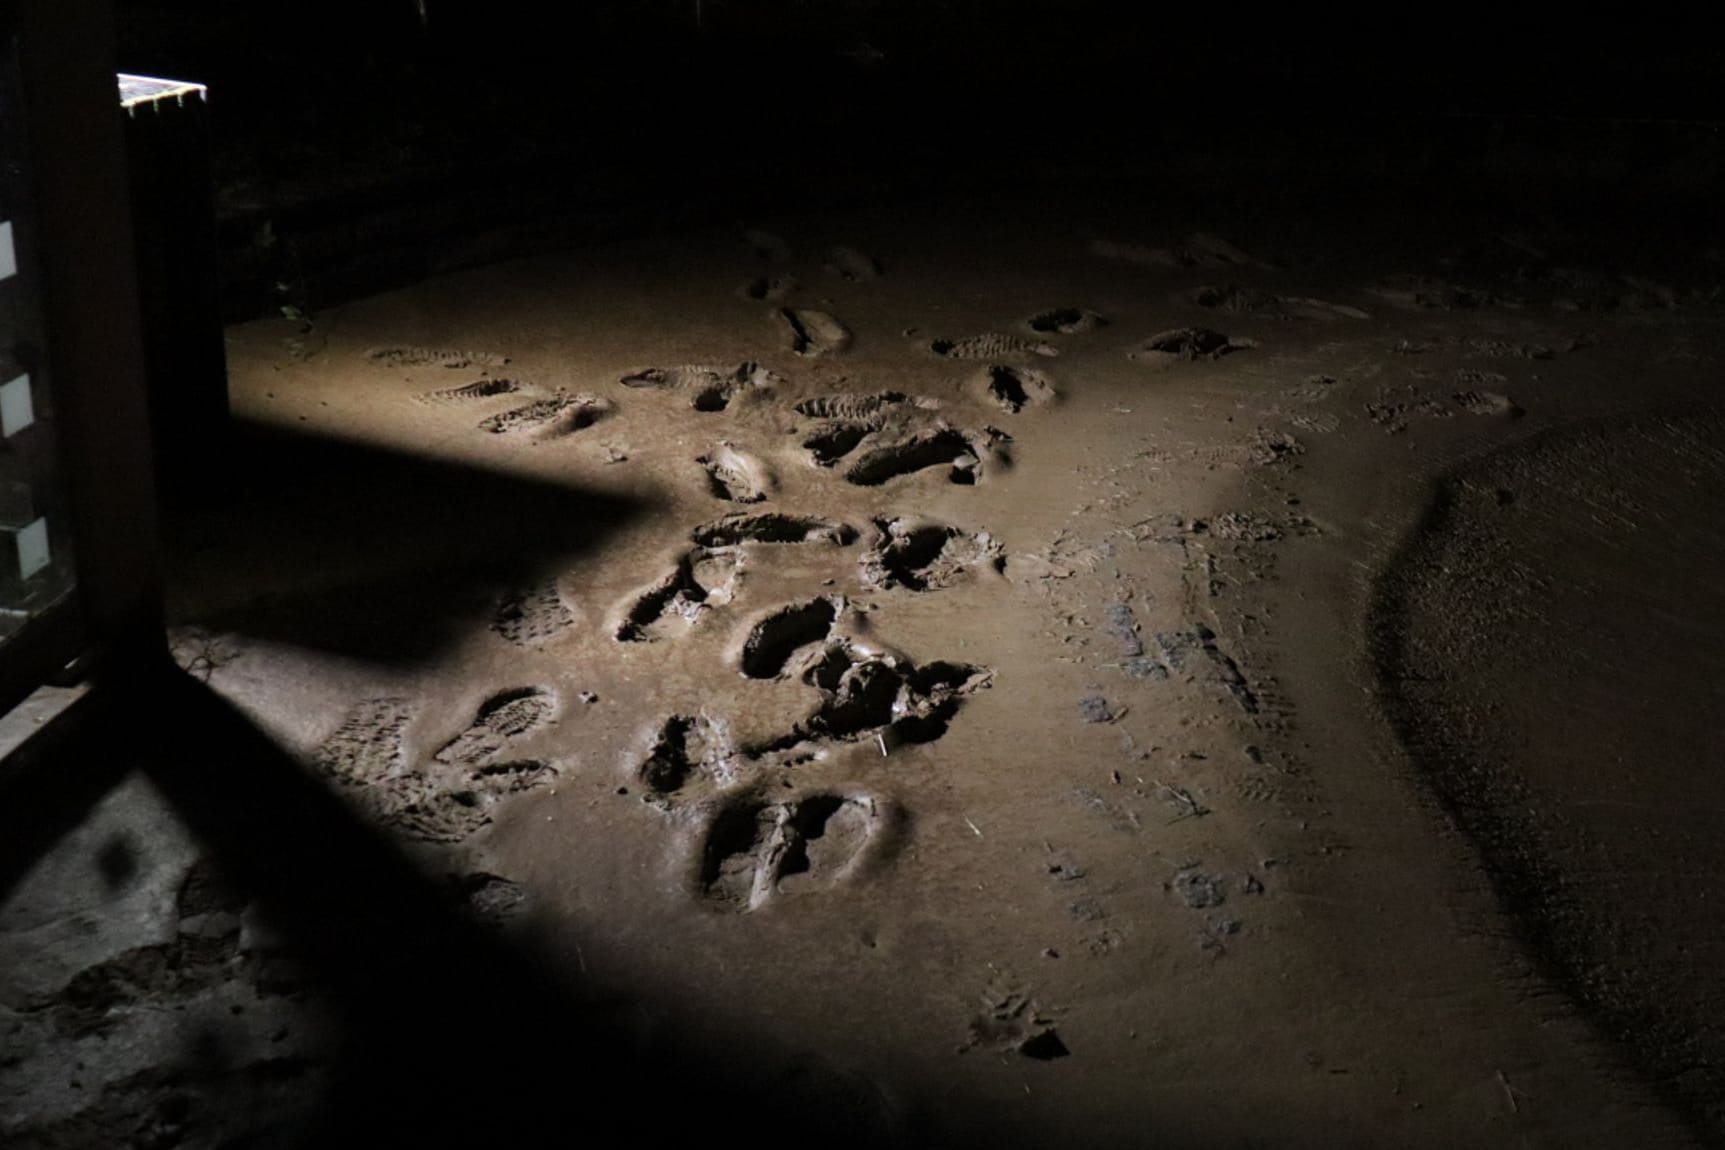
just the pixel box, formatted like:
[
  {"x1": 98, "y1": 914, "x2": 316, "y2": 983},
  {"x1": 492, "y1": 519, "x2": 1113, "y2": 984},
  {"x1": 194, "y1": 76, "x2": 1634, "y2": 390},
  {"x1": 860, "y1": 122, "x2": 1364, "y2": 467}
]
[{"x1": 16, "y1": 0, "x2": 165, "y2": 670}]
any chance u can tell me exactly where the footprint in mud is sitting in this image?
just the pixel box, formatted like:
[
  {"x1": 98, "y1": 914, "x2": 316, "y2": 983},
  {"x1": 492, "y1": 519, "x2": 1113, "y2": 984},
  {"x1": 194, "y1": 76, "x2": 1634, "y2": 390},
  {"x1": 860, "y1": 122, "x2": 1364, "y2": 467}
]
[
  {"x1": 794, "y1": 392, "x2": 934, "y2": 421},
  {"x1": 491, "y1": 578, "x2": 577, "y2": 647},
  {"x1": 434, "y1": 687, "x2": 558, "y2": 766},
  {"x1": 1454, "y1": 389, "x2": 1523, "y2": 417},
  {"x1": 960, "y1": 972, "x2": 1069, "y2": 1060},
  {"x1": 860, "y1": 517, "x2": 1004, "y2": 591},
  {"x1": 746, "y1": 645, "x2": 991, "y2": 757},
  {"x1": 311, "y1": 694, "x2": 557, "y2": 843},
  {"x1": 311, "y1": 697, "x2": 414, "y2": 786},
  {"x1": 823, "y1": 246, "x2": 881, "y2": 282},
  {"x1": 478, "y1": 393, "x2": 610, "y2": 439},
  {"x1": 698, "y1": 443, "x2": 776, "y2": 503},
  {"x1": 367, "y1": 346, "x2": 509, "y2": 370},
  {"x1": 778, "y1": 308, "x2": 852, "y2": 357},
  {"x1": 412, "y1": 378, "x2": 524, "y2": 406},
  {"x1": 735, "y1": 596, "x2": 843, "y2": 679},
  {"x1": 620, "y1": 362, "x2": 778, "y2": 413},
  {"x1": 802, "y1": 419, "x2": 883, "y2": 467},
  {"x1": 697, "y1": 790, "x2": 890, "y2": 912},
  {"x1": 842, "y1": 424, "x2": 1008, "y2": 487},
  {"x1": 1127, "y1": 328, "x2": 1256, "y2": 364},
  {"x1": 637, "y1": 713, "x2": 740, "y2": 797},
  {"x1": 793, "y1": 392, "x2": 943, "y2": 467},
  {"x1": 926, "y1": 333, "x2": 1058, "y2": 360},
  {"x1": 739, "y1": 275, "x2": 798, "y2": 303},
  {"x1": 614, "y1": 548, "x2": 742, "y2": 642},
  {"x1": 1025, "y1": 307, "x2": 1106, "y2": 335},
  {"x1": 974, "y1": 365, "x2": 1056, "y2": 413},
  {"x1": 690, "y1": 512, "x2": 857, "y2": 547}
]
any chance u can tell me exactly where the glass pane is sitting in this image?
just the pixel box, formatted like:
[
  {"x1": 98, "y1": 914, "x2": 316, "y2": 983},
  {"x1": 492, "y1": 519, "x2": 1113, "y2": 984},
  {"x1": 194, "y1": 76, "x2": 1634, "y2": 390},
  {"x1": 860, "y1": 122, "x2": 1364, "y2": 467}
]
[{"x1": 0, "y1": 30, "x2": 77, "y2": 645}]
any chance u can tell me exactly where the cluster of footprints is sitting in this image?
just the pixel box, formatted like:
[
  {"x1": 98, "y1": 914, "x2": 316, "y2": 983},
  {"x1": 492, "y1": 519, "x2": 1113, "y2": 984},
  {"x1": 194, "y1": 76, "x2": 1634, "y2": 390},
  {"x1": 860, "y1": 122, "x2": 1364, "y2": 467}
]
[
  {"x1": 355, "y1": 231, "x2": 1115, "y2": 915},
  {"x1": 614, "y1": 511, "x2": 996, "y2": 913}
]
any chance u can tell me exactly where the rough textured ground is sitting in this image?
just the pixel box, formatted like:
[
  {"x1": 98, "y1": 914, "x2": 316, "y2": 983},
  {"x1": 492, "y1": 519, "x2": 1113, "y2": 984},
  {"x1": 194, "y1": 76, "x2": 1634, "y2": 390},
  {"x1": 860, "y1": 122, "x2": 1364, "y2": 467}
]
[{"x1": 5, "y1": 180, "x2": 1724, "y2": 1147}]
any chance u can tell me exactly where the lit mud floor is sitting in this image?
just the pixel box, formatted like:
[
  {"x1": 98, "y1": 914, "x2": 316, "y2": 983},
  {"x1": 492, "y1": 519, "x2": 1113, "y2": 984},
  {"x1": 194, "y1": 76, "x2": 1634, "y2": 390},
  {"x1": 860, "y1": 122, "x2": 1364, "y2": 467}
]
[{"x1": 10, "y1": 192, "x2": 1725, "y2": 1147}]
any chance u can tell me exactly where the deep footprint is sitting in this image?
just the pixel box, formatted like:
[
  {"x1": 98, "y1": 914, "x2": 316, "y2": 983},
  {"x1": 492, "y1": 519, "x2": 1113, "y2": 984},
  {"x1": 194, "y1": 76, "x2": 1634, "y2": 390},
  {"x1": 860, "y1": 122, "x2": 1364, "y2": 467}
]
[
  {"x1": 614, "y1": 549, "x2": 739, "y2": 642},
  {"x1": 861, "y1": 518, "x2": 1004, "y2": 591},
  {"x1": 739, "y1": 597, "x2": 841, "y2": 679},
  {"x1": 976, "y1": 365, "x2": 1056, "y2": 413},
  {"x1": 620, "y1": 362, "x2": 776, "y2": 412},
  {"x1": 843, "y1": 427, "x2": 991, "y2": 487},
  {"x1": 698, "y1": 791, "x2": 884, "y2": 911},
  {"x1": 751, "y1": 647, "x2": 991, "y2": 754},
  {"x1": 778, "y1": 308, "x2": 852, "y2": 357},
  {"x1": 1025, "y1": 307, "x2": 1105, "y2": 335},
  {"x1": 803, "y1": 419, "x2": 884, "y2": 467},
  {"x1": 638, "y1": 714, "x2": 737, "y2": 795}
]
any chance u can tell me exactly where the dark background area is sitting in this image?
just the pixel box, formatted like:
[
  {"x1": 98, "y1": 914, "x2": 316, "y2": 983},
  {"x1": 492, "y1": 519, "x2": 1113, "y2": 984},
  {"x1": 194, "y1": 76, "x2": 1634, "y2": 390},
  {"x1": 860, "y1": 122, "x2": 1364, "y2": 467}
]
[{"x1": 107, "y1": 1, "x2": 1725, "y2": 319}]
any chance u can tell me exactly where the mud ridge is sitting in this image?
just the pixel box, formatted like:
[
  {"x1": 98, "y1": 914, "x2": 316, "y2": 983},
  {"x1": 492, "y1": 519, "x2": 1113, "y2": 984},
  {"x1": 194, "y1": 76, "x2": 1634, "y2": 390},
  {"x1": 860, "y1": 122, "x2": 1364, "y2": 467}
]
[{"x1": 778, "y1": 308, "x2": 852, "y2": 357}]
